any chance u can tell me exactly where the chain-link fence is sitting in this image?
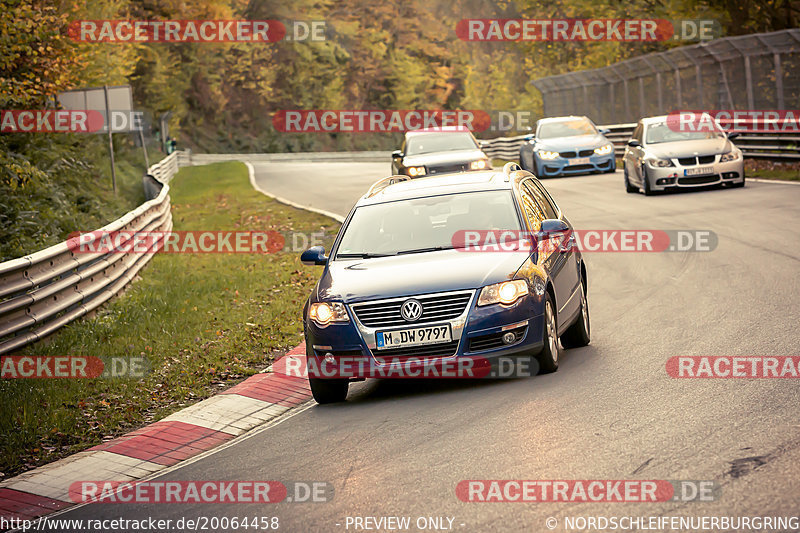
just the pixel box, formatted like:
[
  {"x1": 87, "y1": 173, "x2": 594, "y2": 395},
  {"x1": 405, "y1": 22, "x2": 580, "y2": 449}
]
[{"x1": 533, "y1": 29, "x2": 800, "y2": 125}]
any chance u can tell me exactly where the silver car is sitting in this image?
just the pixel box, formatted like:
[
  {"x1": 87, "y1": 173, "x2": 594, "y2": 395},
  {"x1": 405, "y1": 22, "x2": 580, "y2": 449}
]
[{"x1": 623, "y1": 115, "x2": 745, "y2": 195}]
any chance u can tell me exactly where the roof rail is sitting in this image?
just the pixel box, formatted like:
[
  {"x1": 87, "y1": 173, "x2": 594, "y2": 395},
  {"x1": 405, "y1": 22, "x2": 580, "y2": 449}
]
[
  {"x1": 502, "y1": 161, "x2": 522, "y2": 181},
  {"x1": 365, "y1": 175, "x2": 411, "y2": 197}
]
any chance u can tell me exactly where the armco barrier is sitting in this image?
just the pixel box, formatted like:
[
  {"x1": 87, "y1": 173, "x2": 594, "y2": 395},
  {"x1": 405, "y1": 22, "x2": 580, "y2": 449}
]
[
  {"x1": 0, "y1": 153, "x2": 179, "y2": 356},
  {"x1": 480, "y1": 124, "x2": 800, "y2": 162}
]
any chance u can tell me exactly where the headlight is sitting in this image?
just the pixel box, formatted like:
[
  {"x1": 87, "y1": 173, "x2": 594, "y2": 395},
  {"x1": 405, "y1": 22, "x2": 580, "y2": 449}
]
[
  {"x1": 469, "y1": 159, "x2": 490, "y2": 170},
  {"x1": 309, "y1": 302, "x2": 350, "y2": 326},
  {"x1": 537, "y1": 150, "x2": 560, "y2": 160},
  {"x1": 645, "y1": 157, "x2": 674, "y2": 168},
  {"x1": 406, "y1": 166, "x2": 425, "y2": 177},
  {"x1": 594, "y1": 143, "x2": 613, "y2": 155},
  {"x1": 477, "y1": 280, "x2": 528, "y2": 307},
  {"x1": 720, "y1": 150, "x2": 741, "y2": 162}
]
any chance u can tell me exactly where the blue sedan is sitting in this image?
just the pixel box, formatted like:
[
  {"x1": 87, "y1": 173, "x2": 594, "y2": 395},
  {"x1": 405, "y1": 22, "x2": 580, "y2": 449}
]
[
  {"x1": 299, "y1": 165, "x2": 590, "y2": 403},
  {"x1": 520, "y1": 116, "x2": 616, "y2": 178}
]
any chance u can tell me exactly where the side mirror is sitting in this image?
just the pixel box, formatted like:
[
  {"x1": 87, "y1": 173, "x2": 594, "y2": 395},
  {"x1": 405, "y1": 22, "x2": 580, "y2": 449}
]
[
  {"x1": 301, "y1": 246, "x2": 328, "y2": 266},
  {"x1": 599, "y1": 128, "x2": 611, "y2": 135},
  {"x1": 391, "y1": 150, "x2": 403, "y2": 159},
  {"x1": 727, "y1": 132, "x2": 740, "y2": 140},
  {"x1": 627, "y1": 140, "x2": 641, "y2": 148},
  {"x1": 540, "y1": 219, "x2": 570, "y2": 235},
  {"x1": 538, "y1": 219, "x2": 572, "y2": 255},
  {"x1": 523, "y1": 134, "x2": 534, "y2": 141}
]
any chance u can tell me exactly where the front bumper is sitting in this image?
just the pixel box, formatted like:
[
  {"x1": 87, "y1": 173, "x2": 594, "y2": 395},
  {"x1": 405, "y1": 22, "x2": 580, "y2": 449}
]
[
  {"x1": 536, "y1": 153, "x2": 615, "y2": 177},
  {"x1": 304, "y1": 291, "x2": 545, "y2": 379},
  {"x1": 645, "y1": 156, "x2": 744, "y2": 191}
]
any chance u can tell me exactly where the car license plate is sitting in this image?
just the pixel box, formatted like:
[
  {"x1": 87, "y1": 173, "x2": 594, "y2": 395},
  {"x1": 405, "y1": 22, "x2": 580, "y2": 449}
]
[
  {"x1": 376, "y1": 325, "x2": 451, "y2": 350},
  {"x1": 685, "y1": 166, "x2": 714, "y2": 176},
  {"x1": 568, "y1": 157, "x2": 591, "y2": 166}
]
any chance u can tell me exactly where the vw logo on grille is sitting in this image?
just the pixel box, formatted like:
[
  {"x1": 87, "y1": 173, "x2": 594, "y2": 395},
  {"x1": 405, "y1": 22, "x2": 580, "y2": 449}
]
[{"x1": 400, "y1": 299, "x2": 423, "y2": 322}]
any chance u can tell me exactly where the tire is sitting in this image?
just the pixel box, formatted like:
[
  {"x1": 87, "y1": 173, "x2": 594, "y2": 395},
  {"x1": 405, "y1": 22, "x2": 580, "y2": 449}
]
[
  {"x1": 732, "y1": 174, "x2": 745, "y2": 188},
  {"x1": 535, "y1": 294, "x2": 560, "y2": 374},
  {"x1": 306, "y1": 341, "x2": 349, "y2": 404},
  {"x1": 560, "y1": 278, "x2": 590, "y2": 348},
  {"x1": 624, "y1": 167, "x2": 637, "y2": 193},
  {"x1": 641, "y1": 165, "x2": 654, "y2": 196},
  {"x1": 309, "y1": 376, "x2": 349, "y2": 404},
  {"x1": 519, "y1": 148, "x2": 531, "y2": 172}
]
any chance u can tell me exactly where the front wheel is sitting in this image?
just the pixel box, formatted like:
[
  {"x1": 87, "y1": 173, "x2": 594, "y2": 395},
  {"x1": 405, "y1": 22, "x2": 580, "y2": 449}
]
[
  {"x1": 732, "y1": 174, "x2": 745, "y2": 188},
  {"x1": 641, "y1": 165, "x2": 654, "y2": 196},
  {"x1": 519, "y1": 149, "x2": 531, "y2": 171},
  {"x1": 561, "y1": 280, "x2": 590, "y2": 348},
  {"x1": 624, "y1": 167, "x2": 637, "y2": 193},
  {"x1": 309, "y1": 376, "x2": 349, "y2": 404},
  {"x1": 535, "y1": 294, "x2": 560, "y2": 374}
]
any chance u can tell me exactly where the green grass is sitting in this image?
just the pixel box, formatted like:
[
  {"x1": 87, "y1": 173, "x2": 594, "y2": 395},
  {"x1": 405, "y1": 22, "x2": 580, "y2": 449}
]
[
  {"x1": 747, "y1": 168, "x2": 800, "y2": 181},
  {"x1": 0, "y1": 161, "x2": 339, "y2": 479}
]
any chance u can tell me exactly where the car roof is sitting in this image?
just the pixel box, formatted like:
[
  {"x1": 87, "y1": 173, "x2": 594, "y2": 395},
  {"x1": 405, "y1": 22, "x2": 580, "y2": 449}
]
[
  {"x1": 357, "y1": 171, "x2": 519, "y2": 206},
  {"x1": 640, "y1": 115, "x2": 669, "y2": 124},
  {"x1": 404, "y1": 127, "x2": 473, "y2": 137},
  {"x1": 538, "y1": 115, "x2": 589, "y2": 124}
]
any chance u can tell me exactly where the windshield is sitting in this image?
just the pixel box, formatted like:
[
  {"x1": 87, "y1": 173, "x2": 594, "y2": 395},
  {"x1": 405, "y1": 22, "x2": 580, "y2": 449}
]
[
  {"x1": 537, "y1": 118, "x2": 597, "y2": 139},
  {"x1": 645, "y1": 122, "x2": 726, "y2": 144},
  {"x1": 336, "y1": 190, "x2": 521, "y2": 258},
  {"x1": 405, "y1": 132, "x2": 478, "y2": 155}
]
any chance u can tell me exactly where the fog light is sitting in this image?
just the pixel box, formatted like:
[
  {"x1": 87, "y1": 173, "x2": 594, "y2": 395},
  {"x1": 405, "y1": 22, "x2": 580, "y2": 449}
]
[
  {"x1": 324, "y1": 353, "x2": 335, "y2": 364},
  {"x1": 502, "y1": 332, "x2": 517, "y2": 345}
]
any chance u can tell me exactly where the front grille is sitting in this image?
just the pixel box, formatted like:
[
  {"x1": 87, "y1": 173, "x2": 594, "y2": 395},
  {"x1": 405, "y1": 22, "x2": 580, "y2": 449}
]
[
  {"x1": 678, "y1": 175, "x2": 718, "y2": 185},
  {"x1": 578, "y1": 149, "x2": 594, "y2": 157},
  {"x1": 352, "y1": 291, "x2": 473, "y2": 329},
  {"x1": 564, "y1": 164, "x2": 593, "y2": 171},
  {"x1": 559, "y1": 151, "x2": 576, "y2": 158},
  {"x1": 468, "y1": 326, "x2": 527, "y2": 352},
  {"x1": 428, "y1": 163, "x2": 467, "y2": 174},
  {"x1": 678, "y1": 156, "x2": 697, "y2": 166},
  {"x1": 698, "y1": 155, "x2": 716, "y2": 164},
  {"x1": 373, "y1": 340, "x2": 460, "y2": 363}
]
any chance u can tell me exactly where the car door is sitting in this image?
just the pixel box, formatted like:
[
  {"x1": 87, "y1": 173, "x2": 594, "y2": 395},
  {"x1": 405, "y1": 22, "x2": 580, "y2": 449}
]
[{"x1": 524, "y1": 180, "x2": 581, "y2": 323}]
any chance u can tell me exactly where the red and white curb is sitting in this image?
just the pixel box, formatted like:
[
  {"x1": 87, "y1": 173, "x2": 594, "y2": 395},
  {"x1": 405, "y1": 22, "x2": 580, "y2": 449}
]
[{"x1": 0, "y1": 344, "x2": 310, "y2": 523}]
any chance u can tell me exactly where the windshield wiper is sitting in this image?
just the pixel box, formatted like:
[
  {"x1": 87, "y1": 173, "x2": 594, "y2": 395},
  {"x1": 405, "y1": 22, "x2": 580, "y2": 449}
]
[
  {"x1": 395, "y1": 245, "x2": 454, "y2": 255},
  {"x1": 336, "y1": 252, "x2": 395, "y2": 259}
]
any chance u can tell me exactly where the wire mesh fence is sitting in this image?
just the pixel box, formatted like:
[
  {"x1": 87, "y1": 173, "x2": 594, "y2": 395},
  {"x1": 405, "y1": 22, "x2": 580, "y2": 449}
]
[{"x1": 532, "y1": 29, "x2": 800, "y2": 125}]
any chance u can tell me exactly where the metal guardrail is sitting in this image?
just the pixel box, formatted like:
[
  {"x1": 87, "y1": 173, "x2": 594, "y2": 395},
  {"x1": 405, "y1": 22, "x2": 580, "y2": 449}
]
[
  {"x1": 532, "y1": 29, "x2": 800, "y2": 126},
  {"x1": 185, "y1": 151, "x2": 391, "y2": 164},
  {"x1": 0, "y1": 153, "x2": 180, "y2": 355},
  {"x1": 480, "y1": 124, "x2": 800, "y2": 161}
]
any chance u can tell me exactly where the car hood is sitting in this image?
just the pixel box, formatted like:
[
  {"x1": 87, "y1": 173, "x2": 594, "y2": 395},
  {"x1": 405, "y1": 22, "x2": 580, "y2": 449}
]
[
  {"x1": 402, "y1": 149, "x2": 486, "y2": 167},
  {"x1": 646, "y1": 137, "x2": 734, "y2": 158},
  {"x1": 316, "y1": 249, "x2": 529, "y2": 303},
  {"x1": 535, "y1": 134, "x2": 608, "y2": 152}
]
